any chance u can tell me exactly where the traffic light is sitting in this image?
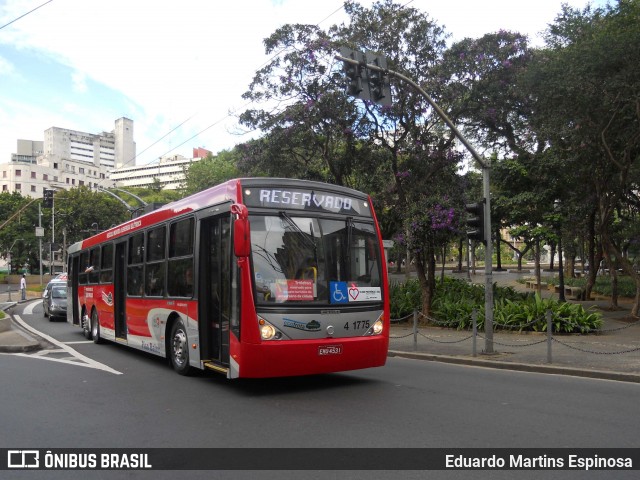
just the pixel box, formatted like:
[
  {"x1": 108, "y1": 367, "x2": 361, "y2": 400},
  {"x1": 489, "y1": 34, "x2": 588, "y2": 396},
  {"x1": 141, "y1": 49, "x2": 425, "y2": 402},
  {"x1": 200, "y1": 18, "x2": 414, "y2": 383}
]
[
  {"x1": 344, "y1": 61, "x2": 364, "y2": 97},
  {"x1": 465, "y1": 201, "x2": 485, "y2": 244},
  {"x1": 364, "y1": 52, "x2": 391, "y2": 106},
  {"x1": 340, "y1": 47, "x2": 368, "y2": 100},
  {"x1": 43, "y1": 189, "x2": 54, "y2": 208}
]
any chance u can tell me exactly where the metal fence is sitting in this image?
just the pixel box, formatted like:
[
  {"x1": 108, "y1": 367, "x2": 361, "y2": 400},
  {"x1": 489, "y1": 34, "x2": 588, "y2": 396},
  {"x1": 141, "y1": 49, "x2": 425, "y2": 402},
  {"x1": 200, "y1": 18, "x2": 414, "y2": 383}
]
[{"x1": 389, "y1": 310, "x2": 640, "y2": 364}]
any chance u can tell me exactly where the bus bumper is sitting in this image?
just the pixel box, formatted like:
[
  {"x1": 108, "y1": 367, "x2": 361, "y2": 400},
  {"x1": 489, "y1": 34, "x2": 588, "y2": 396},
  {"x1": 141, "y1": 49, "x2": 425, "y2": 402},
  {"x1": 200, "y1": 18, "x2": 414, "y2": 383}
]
[{"x1": 235, "y1": 335, "x2": 389, "y2": 378}]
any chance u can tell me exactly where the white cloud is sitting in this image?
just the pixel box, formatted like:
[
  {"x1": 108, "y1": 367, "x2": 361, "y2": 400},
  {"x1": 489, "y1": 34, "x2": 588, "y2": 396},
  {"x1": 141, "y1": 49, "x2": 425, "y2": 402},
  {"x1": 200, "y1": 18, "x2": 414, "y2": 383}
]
[
  {"x1": 71, "y1": 70, "x2": 87, "y2": 93},
  {"x1": 0, "y1": 54, "x2": 16, "y2": 76}
]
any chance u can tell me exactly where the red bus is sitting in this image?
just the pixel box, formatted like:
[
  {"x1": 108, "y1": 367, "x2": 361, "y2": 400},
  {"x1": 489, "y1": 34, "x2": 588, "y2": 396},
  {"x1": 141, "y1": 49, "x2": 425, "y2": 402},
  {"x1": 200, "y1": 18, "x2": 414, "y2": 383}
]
[{"x1": 66, "y1": 178, "x2": 389, "y2": 378}]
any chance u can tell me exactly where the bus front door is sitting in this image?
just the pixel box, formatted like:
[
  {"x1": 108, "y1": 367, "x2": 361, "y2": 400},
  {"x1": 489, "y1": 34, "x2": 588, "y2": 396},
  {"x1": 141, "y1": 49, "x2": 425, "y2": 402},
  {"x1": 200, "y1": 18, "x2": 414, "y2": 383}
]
[
  {"x1": 71, "y1": 255, "x2": 80, "y2": 325},
  {"x1": 198, "y1": 215, "x2": 231, "y2": 367}
]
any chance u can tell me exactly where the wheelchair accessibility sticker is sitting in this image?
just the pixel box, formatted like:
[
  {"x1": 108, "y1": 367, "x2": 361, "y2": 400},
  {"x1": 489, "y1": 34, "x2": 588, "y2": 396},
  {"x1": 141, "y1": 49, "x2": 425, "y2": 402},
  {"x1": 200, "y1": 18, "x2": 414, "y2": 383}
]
[{"x1": 330, "y1": 282, "x2": 381, "y2": 304}]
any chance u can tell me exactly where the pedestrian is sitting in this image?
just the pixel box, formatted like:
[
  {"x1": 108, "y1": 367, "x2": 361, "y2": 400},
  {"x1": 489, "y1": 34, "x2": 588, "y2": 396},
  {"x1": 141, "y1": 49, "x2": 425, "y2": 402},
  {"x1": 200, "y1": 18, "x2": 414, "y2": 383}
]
[{"x1": 20, "y1": 274, "x2": 27, "y2": 301}]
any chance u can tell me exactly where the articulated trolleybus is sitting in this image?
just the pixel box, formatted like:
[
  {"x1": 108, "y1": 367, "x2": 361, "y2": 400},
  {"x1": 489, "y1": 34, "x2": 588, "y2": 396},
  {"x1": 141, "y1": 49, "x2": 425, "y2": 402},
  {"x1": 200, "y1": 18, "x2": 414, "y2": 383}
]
[{"x1": 67, "y1": 178, "x2": 389, "y2": 378}]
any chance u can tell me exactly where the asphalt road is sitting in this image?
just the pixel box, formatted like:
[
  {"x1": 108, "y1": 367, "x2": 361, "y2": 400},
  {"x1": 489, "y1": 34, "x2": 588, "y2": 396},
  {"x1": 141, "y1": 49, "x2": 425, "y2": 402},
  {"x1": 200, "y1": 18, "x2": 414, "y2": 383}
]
[{"x1": 2, "y1": 300, "x2": 639, "y2": 479}]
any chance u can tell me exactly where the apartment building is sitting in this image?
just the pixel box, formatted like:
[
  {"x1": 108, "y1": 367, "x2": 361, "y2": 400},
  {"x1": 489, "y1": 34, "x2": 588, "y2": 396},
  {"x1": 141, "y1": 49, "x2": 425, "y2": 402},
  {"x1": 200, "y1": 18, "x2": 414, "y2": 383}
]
[
  {"x1": 1, "y1": 117, "x2": 135, "y2": 198},
  {"x1": 109, "y1": 147, "x2": 210, "y2": 190}
]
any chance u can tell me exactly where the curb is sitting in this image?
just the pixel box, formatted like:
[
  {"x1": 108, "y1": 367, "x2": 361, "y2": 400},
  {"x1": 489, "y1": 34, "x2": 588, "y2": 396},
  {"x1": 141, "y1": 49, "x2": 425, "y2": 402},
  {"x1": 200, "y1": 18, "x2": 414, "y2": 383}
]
[
  {"x1": 0, "y1": 301, "x2": 44, "y2": 354},
  {"x1": 388, "y1": 350, "x2": 640, "y2": 384},
  {"x1": 0, "y1": 333, "x2": 42, "y2": 353}
]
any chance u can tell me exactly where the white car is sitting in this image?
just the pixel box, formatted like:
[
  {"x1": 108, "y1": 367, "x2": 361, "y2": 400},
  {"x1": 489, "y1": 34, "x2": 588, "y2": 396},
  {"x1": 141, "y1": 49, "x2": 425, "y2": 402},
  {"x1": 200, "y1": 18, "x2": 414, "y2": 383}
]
[{"x1": 42, "y1": 273, "x2": 68, "y2": 298}]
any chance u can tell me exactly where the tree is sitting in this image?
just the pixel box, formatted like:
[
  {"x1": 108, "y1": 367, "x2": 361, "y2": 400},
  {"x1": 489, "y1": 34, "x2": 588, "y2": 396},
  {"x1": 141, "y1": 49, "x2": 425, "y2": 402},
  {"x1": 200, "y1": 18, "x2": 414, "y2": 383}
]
[
  {"x1": 53, "y1": 187, "x2": 129, "y2": 248},
  {"x1": 239, "y1": 0, "x2": 467, "y2": 316},
  {"x1": 530, "y1": 0, "x2": 640, "y2": 312},
  {"x1": 0, "y1": 192, "x2": 40, "y2": 273},
  {"x1": 182, "y1": 150, "x2": 240, "y2": 195}
]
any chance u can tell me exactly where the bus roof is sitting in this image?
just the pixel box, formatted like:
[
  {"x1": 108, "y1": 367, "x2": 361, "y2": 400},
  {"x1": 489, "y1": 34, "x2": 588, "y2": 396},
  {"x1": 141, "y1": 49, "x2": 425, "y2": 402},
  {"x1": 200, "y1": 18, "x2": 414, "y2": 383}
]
[{"x1": 68, "y1": 178, "x2": 371, "y2": 254}]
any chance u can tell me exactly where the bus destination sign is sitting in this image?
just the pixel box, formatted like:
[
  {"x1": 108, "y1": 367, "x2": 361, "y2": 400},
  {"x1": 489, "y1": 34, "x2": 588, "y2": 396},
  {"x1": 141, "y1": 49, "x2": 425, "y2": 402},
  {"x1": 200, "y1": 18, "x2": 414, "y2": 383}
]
[{"x1": 243, "y1": 187, "x2": 368, "y2": 215}]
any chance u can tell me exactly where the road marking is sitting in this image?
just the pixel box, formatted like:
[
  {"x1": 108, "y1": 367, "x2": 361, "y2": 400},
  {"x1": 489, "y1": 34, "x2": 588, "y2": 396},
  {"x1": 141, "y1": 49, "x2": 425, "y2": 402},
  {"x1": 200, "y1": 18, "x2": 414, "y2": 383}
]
[
  {"x1": 23, "y1": 299, "x2": 40, "y2": 316},
  {"x1": 10, "y1": 314, "x2": 122, "y2": 375}
]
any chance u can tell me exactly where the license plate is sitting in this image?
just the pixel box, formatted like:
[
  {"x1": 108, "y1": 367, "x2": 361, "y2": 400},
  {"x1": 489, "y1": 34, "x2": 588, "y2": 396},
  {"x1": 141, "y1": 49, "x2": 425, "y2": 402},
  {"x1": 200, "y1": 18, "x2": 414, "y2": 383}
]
[{"x1": 318, "y1": 345, "x2": 342, "y2": 356}]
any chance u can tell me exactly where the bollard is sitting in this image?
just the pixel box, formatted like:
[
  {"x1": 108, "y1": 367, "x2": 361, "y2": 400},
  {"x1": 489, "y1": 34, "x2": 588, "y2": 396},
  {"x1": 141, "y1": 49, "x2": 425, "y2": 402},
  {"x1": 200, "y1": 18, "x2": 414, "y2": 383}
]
[
  {"x1": 546, "y1": 310, "x2": 553, "y2": 364},
  {"x1": 472, "y1": 309, "x2": 478, "y2": 357},
  {"x1": 7, "y1": 285, "x2": 11, "y2": 302},
  {"x1": 413, "y1": 310, "x2": 418, "y2": 351}
]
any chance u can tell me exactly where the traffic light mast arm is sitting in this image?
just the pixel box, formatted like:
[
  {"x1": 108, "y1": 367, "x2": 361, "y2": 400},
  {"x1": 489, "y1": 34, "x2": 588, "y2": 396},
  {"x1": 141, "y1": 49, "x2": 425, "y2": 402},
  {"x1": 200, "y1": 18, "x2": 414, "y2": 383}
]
[
  {"x1": 337, "y1": 52, "x2": 495, "y2": 352},
  {"x1": 337, "y1": 53, "x2": 486, "y2": 169}
]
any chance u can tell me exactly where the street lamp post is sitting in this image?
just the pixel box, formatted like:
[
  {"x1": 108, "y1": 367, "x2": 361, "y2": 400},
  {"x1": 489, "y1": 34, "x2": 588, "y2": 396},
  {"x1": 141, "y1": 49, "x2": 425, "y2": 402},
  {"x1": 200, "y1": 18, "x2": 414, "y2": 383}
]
[{"x1": 7, "y1": 238, "x2": 25, "y2": 275}]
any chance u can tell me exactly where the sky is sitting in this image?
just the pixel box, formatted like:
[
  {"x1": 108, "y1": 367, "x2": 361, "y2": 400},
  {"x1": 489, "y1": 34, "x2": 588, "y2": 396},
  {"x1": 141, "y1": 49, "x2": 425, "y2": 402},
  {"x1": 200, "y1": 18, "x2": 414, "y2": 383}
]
[{"x1": 0, "y1": 0, "x2": 610, "y2": 170}]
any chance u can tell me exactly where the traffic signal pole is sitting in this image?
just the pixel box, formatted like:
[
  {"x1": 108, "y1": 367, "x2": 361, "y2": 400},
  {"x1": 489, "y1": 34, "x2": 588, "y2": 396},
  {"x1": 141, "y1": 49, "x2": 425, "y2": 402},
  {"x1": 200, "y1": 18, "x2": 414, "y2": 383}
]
[{"x1": 337, "y1": 52, "x2": 494, "y2": 353}]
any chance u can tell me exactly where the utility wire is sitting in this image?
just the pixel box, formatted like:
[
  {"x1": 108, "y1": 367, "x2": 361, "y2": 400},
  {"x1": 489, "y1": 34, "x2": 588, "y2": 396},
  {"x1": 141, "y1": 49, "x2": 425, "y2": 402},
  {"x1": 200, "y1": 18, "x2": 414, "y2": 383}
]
[
  {"x1": 121, "y1": 2, "x2": 349, "y2": 168},
  {"x1": 0, "y1": 0, "x2": 53, "y2": 31},
  {"x1": 92, "y1": 1, "x2": 349, "y2": 195}
]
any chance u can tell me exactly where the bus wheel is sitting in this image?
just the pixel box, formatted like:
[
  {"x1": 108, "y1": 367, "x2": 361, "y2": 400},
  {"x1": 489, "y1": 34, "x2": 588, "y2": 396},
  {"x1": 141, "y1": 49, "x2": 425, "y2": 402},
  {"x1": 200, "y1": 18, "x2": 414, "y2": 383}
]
[
  {"x1": 82, "y1": 313, "x2": 92, "y2": 340},
  {"x1": 91, "y1": 310, "x2": 103, "y2": 344},
  {"x1": 170, "y1": 319, "x2": 192, "y2": 375}
]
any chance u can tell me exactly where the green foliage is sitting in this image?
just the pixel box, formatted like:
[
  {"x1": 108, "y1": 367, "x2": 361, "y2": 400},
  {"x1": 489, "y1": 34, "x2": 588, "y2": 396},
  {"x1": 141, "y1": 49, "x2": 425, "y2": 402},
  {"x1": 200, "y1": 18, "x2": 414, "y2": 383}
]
[
  {"x1": 182, "y1": 150, "x2": 240, "y2": 195},
  {"x1": 54, "y1": 187, "x2": 130, "y2": 245},
  {"x1": 389, "y1": 279, "x2": 422, "y2": 319},
  {"x1": 124, "y1": 186, "x2": 182, "y2": 206},
  {"x1": 391, "y1": 277, "x2": 603, "y2": 333},
  {"x1": 0, "y1": 192, "x2": 41, "y2": 273},
  {"x1": 556, "y1": 275, "x2": 637, "y2": 298}
]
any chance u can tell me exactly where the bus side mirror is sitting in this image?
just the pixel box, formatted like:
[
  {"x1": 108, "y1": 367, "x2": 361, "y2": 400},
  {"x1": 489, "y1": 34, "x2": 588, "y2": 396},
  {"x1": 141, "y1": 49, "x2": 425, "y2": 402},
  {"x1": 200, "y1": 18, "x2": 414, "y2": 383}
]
[{"x1": 231, "y1": 204, "x2": 250, "y2": 258}]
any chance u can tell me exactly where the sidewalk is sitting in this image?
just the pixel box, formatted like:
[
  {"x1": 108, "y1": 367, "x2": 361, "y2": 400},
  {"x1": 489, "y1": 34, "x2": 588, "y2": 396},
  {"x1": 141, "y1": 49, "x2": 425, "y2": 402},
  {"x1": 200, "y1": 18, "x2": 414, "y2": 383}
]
[
  {"x1": 388, "y1": 270, "x2": 640, "y2": 383},
  {"x1": 2, "y1": 275, "x2": 640, "y2": 382},
  {"x1": 0, "y1": 289, "x2": 43, "y2": 353}
]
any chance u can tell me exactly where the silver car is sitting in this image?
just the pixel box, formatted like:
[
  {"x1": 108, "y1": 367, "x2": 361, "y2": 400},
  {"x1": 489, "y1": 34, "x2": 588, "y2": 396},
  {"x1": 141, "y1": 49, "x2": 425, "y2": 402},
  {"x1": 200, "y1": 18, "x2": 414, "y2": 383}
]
[{"x1": 43, "y1": 283, "x2": 68, "y2": 321}]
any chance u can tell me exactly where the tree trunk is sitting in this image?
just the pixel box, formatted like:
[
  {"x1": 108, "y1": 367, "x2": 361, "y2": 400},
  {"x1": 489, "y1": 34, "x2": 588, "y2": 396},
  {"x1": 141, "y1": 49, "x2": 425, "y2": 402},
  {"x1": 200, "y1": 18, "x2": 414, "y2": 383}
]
[
  {"x1": 584, "y1": 210, "x2": 599, "y2": 301},
  {"x1": 534, "y1": 239, "x2": 542, "y2": 296},
  {"x1": 604, "y1": 250, "x2": 620, "y2": 310},
  {"x1": 414, "y1": 257, "x2": 431, "y2": 322},
  {"x1": 495, "y1": 229, "x2": 503, "y2": 270},
  {"x1": 566, "y1": 255, "x2": 576, "y2": 279},
  {"x1": 603, "y1": 232, "x2": 640, "y2": 314}
]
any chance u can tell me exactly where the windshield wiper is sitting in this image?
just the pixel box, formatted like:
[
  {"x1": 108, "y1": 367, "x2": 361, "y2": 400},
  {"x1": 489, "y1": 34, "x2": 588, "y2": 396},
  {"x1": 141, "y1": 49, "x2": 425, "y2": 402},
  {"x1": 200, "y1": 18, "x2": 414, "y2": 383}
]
[
  {"x1": 346, "y1": 217, "x2": 354, "y2": 279},
  {"x1": 279, "y1": 212, "x2": 318, "y2": 253}
]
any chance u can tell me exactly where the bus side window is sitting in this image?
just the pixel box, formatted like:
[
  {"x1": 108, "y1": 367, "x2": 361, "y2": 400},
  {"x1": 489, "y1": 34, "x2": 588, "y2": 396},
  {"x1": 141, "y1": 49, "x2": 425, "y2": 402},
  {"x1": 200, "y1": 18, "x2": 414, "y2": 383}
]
[
  {"x1": 127, "y1": 266, "x2": 143, "y2": 296},
  {"x1": 79, "y1": 251, "x2": 89, "y2": 285},
  {"x1": 100, "y1": 243, "x2": 113, "y2": 283},
  {"x1": 145, "y1": 226, "x2": 166, "y2": 297},
  {"x1": 88, "y1": 247, "x2": 100, "y2": 283},
  {"x1": 127, "y1": 233, "x2": 145, "y2": 296},
  {"x1": 167, "y1": 218, "x2": 194, "y2": 298}
]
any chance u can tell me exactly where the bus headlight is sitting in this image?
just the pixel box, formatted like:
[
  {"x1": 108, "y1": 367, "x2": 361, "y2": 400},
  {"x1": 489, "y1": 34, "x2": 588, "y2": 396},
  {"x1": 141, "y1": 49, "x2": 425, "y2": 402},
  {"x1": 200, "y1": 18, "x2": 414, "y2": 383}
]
[
  {"x1": 372, "y1": 319, "x2": 384, "y2": 335},
  {"x1": 260, "y1": 324, "x2": 276, "y2": 340},
  {"x1": 365, "y1": 313, "x2": 384, "y2": 336}
]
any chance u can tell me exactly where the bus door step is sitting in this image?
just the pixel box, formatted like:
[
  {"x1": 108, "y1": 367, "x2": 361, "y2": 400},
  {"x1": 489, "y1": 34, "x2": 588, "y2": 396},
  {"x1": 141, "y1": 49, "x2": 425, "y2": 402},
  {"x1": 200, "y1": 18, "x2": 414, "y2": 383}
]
[{"x1": 203, "y1": 361, "x2": 229, "y2": 375}]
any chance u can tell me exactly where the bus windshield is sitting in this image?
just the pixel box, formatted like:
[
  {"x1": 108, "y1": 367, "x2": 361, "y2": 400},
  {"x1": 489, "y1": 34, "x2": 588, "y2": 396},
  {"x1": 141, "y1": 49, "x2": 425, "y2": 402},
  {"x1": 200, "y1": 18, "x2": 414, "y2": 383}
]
[{"x1": 250, "y1": 214, "x2": 382, "y2": 305}]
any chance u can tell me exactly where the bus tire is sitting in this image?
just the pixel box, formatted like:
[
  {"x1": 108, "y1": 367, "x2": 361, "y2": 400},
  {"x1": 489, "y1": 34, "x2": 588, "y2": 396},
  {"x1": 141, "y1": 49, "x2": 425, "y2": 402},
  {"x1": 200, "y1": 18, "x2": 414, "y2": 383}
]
[
  {"x1": 91, "y1": 309, "x2": 103, "y2": 344},
  {"x1": 82, "y1": 312, "x2": 92, "y2": 339},
  {"x1": 169, "y1": 318, "x2": 192, "y2": 376}
]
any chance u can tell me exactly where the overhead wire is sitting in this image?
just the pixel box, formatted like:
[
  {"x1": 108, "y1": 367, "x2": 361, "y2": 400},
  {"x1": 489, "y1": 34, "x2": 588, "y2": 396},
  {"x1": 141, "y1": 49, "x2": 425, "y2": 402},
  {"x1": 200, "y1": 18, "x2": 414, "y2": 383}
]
[
  {"x1": 0, "y1": 0, "x2": 53, "y2": 31},
  {"x1": 108, "y1": 2, "x2": 350, "y2": 178}
]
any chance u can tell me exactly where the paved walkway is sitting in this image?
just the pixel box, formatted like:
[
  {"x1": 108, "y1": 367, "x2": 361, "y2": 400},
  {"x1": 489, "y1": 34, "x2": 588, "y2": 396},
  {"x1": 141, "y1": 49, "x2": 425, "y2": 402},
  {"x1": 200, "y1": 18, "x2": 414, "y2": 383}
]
[{"x1": 2, "y1": 272, "x2": 640, "y2": 382}]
